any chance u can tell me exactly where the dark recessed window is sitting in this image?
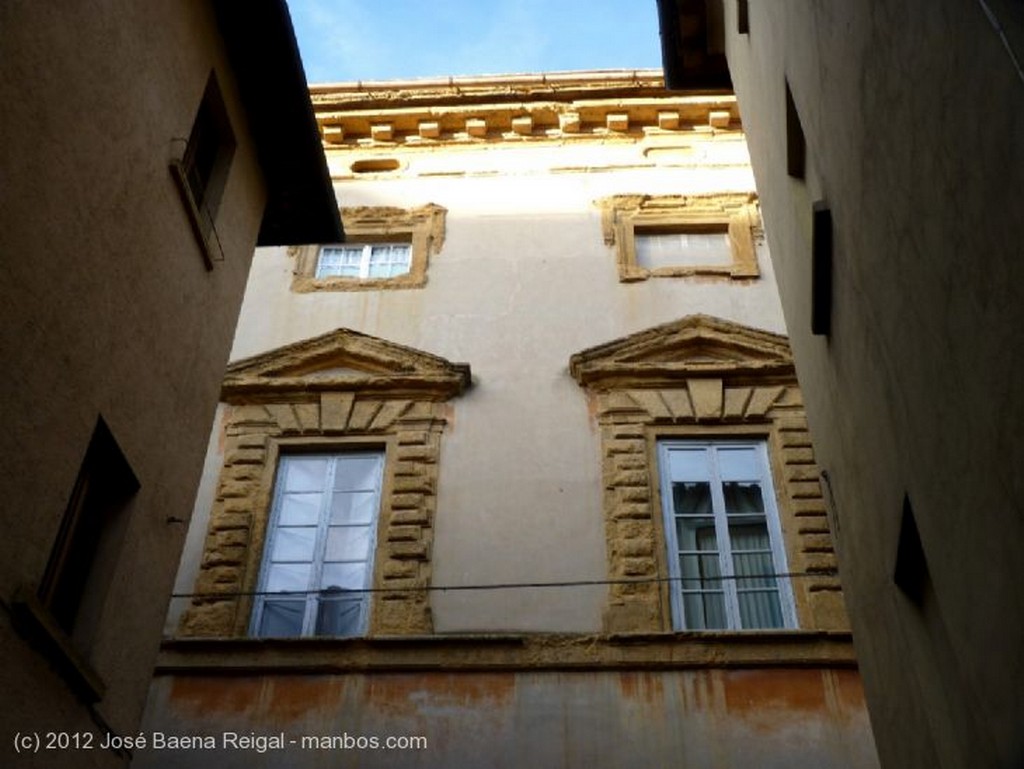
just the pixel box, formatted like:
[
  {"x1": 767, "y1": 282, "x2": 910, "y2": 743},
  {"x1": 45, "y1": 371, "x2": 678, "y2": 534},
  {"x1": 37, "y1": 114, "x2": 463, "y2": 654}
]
[
  {"x1": 811, "y1": 200, "x2": 832, "y2": 336},
  {"x1": 171, "y1": 73, "x2": 236, "y2": 268},
  {"x1": 785, "y1": 81, "x2": 806, "y2": 179},
  {"x1": 39, "y1": 418, "x2": 139, "y2": 648},
  {"x1": 894, "y1": 494, "x2": 929, "y2": 606},
  {"x1": 737, "y1": 0, "x2": 749, "y2": 34}
]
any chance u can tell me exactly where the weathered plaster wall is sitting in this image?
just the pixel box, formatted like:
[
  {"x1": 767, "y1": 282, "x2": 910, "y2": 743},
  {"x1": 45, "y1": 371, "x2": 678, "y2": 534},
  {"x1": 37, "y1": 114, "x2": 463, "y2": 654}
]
[
  {"x1": 0, "y1": 2, "x2": 265, "y2": 764},
  {"x1": 138, "y1": 667, "x2": 877, "y2": 769},
  {"x1": 722, "y1": 2, "x2": 1024, "y2": 767}
]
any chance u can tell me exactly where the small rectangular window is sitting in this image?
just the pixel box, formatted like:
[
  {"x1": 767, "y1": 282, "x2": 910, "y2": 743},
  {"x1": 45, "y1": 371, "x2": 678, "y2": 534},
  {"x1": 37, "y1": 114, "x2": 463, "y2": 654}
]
[
  {"x1": 635, "y1": 229, "x2": 733, "y2": 271},
  {"x1": 658, "y1": 440, "x2": 796, "y2": 630},
  {"x1": 251, "y1": 451, "x2": 385, "y2": 638},
  {"x1": 316, "y1": 243, "x2": 412, "y2": 280}
]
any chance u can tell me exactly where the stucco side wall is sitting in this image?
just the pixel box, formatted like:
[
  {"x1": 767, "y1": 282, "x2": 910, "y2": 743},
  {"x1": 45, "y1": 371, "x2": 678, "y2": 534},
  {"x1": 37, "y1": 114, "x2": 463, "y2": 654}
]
[
  {"x1": 137, "y1": 667, "x2": 878, "y2": 769},
  {"x1": 0, "y1": 0, "x2": 266, "y2": 756},
  {"x1": 723, "y1": 2, "x2": 1024, "y2": 767}
]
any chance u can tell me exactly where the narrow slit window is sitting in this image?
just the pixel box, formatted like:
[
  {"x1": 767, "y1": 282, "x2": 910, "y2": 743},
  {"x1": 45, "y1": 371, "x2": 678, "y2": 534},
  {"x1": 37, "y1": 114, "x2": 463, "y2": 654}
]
[
  {"x1": 894, "y1": 494, "x2": 929, "y2": 606},
  {"x1": 785, "y1": 81, "x2": 806, "y2": 179}
]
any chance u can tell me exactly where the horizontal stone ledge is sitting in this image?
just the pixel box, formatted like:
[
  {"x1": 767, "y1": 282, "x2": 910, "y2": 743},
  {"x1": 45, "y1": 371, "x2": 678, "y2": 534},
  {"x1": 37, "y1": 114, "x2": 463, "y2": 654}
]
[{"x1": 154, "y1": 630, "x2": 859, "y2": 674}]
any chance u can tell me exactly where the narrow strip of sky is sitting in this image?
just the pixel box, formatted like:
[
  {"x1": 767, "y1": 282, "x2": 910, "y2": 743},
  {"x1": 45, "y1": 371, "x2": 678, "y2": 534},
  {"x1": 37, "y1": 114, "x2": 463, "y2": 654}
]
[{"x1": 287, "y1": 0, "x2": 663, "y2": 83}]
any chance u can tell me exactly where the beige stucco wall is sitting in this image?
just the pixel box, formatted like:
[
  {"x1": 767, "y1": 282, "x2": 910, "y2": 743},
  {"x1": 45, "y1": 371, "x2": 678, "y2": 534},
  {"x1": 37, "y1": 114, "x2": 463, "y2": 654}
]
[
  {"x1": 172, "y1": 121, "x2": 788, "y2": 634},
  {"x1": 0, "y1": 2, "x2": 266, "y2": 764},
  {"x1": 720, "y1": 2, "x2": 1024, "y2": 768}
]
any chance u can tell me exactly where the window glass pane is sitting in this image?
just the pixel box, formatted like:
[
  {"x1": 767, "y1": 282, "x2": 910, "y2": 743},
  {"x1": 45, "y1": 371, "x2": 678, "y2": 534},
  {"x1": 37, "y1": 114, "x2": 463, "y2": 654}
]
[
  {"x1": 325, "y1": 525, "x2": 373, "y2": 562},
  {"x1": 315, "y1": 592, "x2": 363, "y2": 636},
  {"x1": 270, "y1": 526, "x2": 318, "y2": 562},
  {"x1": 635, "y1": 231, "x2": 731, "y2": 269},
  {"x1": 682, "y1": 591, "x2": 727, "y2": 630},
  {"x1": 330, "y1": 491, "x2": 378, "y2": 525},
  {"x1": 737, "y1": 590, "x2": 783, "y2": 629},
  {"x1": 679, "y1": 553, "x2": 722, "y2": 590},
  {"x1": 367, "y1": 244, "x2": 411, "y2": 278},
  {"x1": 333, "y1": 455, "x2": 382, "y2": 491},
  {"x1": 278, "y1": 493, "x2": 321, "y2": 526},
  {"x1": 676, "y1": 516, "x2": 717, "y2": 551},
  {"x1": 672, "y1": 482, "x2": 711, "y2": 515},
  {"x1": 265, "y1": 562, "x2": 311, "y2": 593},
  {"x1": 667, "y1": 448, "x2": 709, "y2": 481},
  {"x1": 732, "y1": 551, "x2": 776, "y2": 589},
  {"x1": 283, "y1": 457, "x2": 328, "y2": 492},
  {"x1": 731, "y1": 525, "x2": 775, "y2": 585},
  {"x1": 716, "y1": 447, "x2": 760, "y2": 481},
  {"x1": 729, "y1": 523, "x2": 771, "y2": 553},
  {"x1": 316, "y1": 246, "x2": 362, "y2": 278},
  {"x1": 723, "y1": 482, "x2": 765, "y2": 515},
  {"x1": 321, "y1": 561, "x2": 369, "y2": 591},
  {"x1": 258, "y1": 599, "x2": 305, "y2": 637}
]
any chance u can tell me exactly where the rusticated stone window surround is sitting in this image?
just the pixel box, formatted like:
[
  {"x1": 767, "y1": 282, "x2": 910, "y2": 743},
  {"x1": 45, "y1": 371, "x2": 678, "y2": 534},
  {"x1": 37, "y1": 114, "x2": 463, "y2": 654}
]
[
  {"x1": 291, "y1": 204, "x2": 446, "y2": 292},
  {"x1": 569, "y1": 315, "x2": 845, "y2": 635},
  {"x1": 179, "y1": 328, "x2": 470, "y2": 639},
  {"x1": 599, "y1": 193, "x2": 761, "y2": 282}
]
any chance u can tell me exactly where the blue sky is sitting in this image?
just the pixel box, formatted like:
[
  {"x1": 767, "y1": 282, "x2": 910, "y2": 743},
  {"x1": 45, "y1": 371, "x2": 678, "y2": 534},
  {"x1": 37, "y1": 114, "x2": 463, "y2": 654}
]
[{"x1": 287, "y1": 0, "x2": 663, "y2": 83}]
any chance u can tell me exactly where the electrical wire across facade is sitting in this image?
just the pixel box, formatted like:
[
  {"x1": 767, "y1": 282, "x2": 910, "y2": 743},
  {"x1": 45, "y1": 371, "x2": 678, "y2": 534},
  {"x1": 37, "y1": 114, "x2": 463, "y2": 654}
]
[{"x1": 172, "y1": 568, "x2": 840, "y2": 599}]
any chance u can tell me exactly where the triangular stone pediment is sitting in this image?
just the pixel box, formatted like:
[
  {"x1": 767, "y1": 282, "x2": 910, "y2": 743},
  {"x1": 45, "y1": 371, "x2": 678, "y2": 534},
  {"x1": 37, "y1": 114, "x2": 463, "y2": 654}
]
[
  {"x1": 569, "y1": 314, "x2": 795, "y2": 388},
  {"x1": 222, "y1": 328, "x2": 471, "y2": 401}
]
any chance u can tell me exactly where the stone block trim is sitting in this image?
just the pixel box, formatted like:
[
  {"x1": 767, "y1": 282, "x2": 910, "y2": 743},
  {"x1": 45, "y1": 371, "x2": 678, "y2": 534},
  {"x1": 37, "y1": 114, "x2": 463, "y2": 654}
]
[
  {"x1": 290, "y1": 204, "x2": 446, "y2": 293},
  {"x1": 597, "y1": 193, "x2": 761, "y2": 282},
  {"x1": 570, "y1": 316, "x2": 848, "y2": 634},
  {"x1": 179, "y1": 396, "x2": 447, "y2": 639},
  {"x1": 179, "y1": 330, "x2": 471, "y2": 640}
]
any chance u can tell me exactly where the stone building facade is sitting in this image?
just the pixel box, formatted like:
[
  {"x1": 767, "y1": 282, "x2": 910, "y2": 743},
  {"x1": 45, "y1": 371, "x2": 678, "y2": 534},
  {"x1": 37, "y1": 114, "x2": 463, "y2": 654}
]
[{"x1": 140, "y1": 70, "x2": 879, "y2": 768}]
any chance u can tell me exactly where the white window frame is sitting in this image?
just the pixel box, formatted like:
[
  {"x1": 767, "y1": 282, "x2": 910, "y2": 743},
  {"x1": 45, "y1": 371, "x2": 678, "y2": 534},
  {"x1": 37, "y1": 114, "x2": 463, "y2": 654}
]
[
  {"x1": 315, "y1": 243, "x2": 412, "y2": 280},
  {"x1": 250, "y1": 451, "x2": 384, "y2": 638},
  {"x1": 657, "y1": 439, "x2": 797, "y2": 631}
]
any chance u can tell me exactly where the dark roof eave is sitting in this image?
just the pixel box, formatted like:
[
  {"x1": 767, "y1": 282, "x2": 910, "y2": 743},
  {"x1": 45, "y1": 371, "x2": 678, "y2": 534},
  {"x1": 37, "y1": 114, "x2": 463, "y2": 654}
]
[
  {"x1": 655, "y1": 0, "x2": 733, "y2": 92},
  {"x1": 212, "y1": 0, "x2": 343, "y2": 246}
]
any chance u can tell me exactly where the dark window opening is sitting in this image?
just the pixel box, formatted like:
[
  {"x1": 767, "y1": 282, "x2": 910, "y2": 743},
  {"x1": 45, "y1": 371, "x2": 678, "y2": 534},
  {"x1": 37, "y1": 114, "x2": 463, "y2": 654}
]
[
  {"x1": 811, "y1": 200, "x2": 832, "y2": 336},
  {"x1": 172, "y1": 72, "x2": 236, "y2": 267},
  {"x1": 737, "y1": 0, "x2": 749, "y2": 34},
  {"x1": 785, "y1": 81, "x2": 806, "y2": 179},
  {"x1": 894, "y1": 494, "x2": 929, "y2": 606},
  {"x1": 38, "y1": 418, "x2": 139, "y2": 649}
]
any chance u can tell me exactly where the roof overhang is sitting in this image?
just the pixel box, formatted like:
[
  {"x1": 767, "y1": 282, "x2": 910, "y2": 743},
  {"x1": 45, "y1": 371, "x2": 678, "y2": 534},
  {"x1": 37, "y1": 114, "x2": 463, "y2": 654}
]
[
  {"x1": 656, "y1": 0, "x2": 733, "y2": 92},
  {"x1": 212, "y1": 0, "x2": 343, "y2": 246}
]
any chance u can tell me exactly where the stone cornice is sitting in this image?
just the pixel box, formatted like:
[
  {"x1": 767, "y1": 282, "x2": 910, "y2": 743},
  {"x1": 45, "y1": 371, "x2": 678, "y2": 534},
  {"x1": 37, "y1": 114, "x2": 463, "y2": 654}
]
[{"x1": 309, "y1": 69, "x2": 740, "y2": 148}]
